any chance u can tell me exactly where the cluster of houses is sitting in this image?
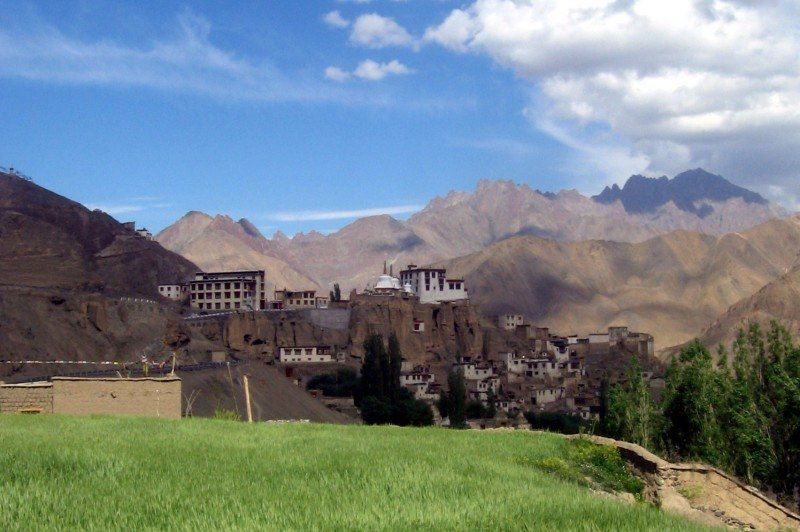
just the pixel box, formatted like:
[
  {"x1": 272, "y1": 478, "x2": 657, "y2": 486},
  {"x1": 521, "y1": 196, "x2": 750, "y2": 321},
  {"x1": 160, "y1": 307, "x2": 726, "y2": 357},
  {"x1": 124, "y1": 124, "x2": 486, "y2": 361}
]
[
  {"x1": 160, "y1": 262, "x2": 656, "y2": 424},
  {"x1": 398, "y1": 324, "x2": 656, "y2": 421}
]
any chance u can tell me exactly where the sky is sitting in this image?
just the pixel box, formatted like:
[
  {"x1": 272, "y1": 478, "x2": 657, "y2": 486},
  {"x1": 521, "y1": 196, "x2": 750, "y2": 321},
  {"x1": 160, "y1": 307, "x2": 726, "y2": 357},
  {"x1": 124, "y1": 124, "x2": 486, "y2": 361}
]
[{"x1": 1, "y1": 0, "x2": 799, "y2": 236}]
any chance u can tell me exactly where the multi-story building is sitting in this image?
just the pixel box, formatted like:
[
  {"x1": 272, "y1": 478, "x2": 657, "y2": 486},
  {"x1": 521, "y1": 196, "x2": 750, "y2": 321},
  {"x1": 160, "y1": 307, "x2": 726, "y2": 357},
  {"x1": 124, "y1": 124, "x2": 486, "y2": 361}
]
[
  {"x1": 189, "y1": 270, "x2": 266, "y2": 312},
  {"x1": 398, "y1": 264, "x2": 468, "y2": 304},
  {"x1": 274, "y1": 289, "x2": 329, "y2": 309}
]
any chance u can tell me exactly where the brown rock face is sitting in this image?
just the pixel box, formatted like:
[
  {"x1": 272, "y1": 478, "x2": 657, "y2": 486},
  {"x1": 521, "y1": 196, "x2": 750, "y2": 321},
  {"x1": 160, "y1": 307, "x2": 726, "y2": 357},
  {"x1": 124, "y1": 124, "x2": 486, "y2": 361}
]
[
  {"x1": 0, "y1": 172, "x2": 198, "y2": 375},
  {"x1": 0, "y1": 172, "x2": 197, "y2": 298},
  {"x1": 346, "y1": 295, "x2": 485, "y2": 367}
]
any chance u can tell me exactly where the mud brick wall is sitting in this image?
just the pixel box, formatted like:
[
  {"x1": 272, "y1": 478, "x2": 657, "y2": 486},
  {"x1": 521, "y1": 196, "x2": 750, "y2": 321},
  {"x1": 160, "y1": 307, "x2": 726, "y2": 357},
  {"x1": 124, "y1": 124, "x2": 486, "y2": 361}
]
[
  {"x1": 52, "y1": 377, "x2": 181, "y2": 419},
  {"x1": 0, "y1": 383, "x2": 54, "y2": 413}
]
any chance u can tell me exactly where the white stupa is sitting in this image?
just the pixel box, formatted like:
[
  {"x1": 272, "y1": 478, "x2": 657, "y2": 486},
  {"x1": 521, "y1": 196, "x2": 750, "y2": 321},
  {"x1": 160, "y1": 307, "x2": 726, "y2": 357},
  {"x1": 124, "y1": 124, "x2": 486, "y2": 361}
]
[{"x1": 375, "y1": 274, "x2": 402, "y2": 291}]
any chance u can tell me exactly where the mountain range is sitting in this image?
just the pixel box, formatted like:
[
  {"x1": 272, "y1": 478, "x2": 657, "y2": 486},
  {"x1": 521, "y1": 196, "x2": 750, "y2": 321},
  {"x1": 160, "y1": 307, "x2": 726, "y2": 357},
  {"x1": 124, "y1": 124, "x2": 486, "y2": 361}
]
[
  {"x1": 154, "y1": 168, "x2": 797, "y2": 354},
  {"x1": 157, "y1": 169, "x2": 786, "y2": 295}
]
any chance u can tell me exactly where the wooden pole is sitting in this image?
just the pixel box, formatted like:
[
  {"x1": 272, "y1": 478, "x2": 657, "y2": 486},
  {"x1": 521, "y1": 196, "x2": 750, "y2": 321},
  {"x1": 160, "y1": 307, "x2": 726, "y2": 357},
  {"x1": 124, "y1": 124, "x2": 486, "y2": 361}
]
[{"x1": 243, "y1": 374, "x2": 253, "y2": 423}]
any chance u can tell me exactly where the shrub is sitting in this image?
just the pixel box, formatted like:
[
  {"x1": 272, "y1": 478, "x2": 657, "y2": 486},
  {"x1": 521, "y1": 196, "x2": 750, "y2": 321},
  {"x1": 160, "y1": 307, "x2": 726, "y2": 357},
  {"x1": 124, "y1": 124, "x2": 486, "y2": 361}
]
[
  {"x1": 524, "y1": 411, "x2": 594, "y2": 435},
  {"x1": 306, "y1": 368, "x2": 359, "y2": 397}
]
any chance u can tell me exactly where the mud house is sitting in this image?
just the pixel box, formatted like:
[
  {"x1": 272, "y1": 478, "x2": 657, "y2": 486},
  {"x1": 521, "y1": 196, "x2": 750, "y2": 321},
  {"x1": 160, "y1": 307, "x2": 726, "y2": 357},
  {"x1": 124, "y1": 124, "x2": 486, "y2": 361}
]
[
  {"x1": 0, "y1": 377, "x2": 181, "y2": 419},
  {"x1": 190, "y1": 270, "x2": 267, "y2": 311}
]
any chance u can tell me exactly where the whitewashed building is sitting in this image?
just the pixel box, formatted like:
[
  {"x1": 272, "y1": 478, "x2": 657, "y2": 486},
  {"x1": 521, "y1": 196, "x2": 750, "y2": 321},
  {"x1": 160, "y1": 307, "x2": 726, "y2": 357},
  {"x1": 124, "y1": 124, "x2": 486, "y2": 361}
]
[
  {"x1": 158, "y1": 284, "x2": 188, "y2": 301},
  {"x1": 398, "y1": 265, "x2": 468, "y2": 304},
  {"x1": 278, "y1": 346, "x2": 336, "y2": 363}
]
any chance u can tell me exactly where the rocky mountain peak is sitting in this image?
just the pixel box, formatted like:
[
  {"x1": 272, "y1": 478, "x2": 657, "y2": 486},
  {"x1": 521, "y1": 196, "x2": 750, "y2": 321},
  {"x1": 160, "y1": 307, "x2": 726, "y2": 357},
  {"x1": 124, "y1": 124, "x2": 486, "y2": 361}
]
[{"x1": 593, "y1": 168, "x2": 772, "y2": 217}]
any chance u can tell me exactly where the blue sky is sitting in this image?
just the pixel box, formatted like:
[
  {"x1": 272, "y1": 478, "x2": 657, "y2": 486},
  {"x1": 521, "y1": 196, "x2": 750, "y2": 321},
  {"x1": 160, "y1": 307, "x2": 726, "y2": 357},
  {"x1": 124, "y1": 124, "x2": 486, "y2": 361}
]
[{"x1": 2, "y1": 1, "x2": 799, "y2": 235}]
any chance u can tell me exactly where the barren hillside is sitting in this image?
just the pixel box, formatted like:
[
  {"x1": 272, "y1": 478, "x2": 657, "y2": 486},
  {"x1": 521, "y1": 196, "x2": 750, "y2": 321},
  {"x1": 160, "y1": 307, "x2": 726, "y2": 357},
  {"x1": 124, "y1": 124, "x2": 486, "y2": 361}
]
[
  {"x1": 158, "y1": 170, "x2": 788, "y2": 296},
  {"x1": 440, "y1": 216, "x2": 800, "y2": 351}
]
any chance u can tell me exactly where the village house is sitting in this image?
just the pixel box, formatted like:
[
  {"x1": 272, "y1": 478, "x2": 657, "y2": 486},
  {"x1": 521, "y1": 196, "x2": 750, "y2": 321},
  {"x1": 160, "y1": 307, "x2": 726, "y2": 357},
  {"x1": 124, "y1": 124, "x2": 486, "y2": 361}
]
[
  {"x1": 189, "y1": 270, "x2": 267, "y2": 311},
  {"x1": 398, "y1": 264, "x2": 468, "y2": 304},
  {"x1": 455, "y1": 358, "x2": 497, "y2": 381},
  {"x1": 400, "y1": 365, "x2": 437, "y2": 400},
  {"x1": 274, "y1": 289, "x2": 329, "y2": 309},
  {"x1": 498, "y1": 314, "x2": 524, "y2": 331},
  {"x1": 158, "y1": 283, "x2": 188, "y2": 301},
  {"x1": 277, "y1": 345, "x2": 337, "y2": 363}
]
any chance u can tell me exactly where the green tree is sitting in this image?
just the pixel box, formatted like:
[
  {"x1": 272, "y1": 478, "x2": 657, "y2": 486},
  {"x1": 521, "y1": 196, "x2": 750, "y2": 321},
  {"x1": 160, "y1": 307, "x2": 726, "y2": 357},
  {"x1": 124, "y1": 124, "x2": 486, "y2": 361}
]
[
  {"x1": 601, "y1": 357, "x2": 656, "y2": 449},
  {"x1": 486, "y1": 386, "x2": 497, "y2": 419},
  {"x1": 661, "y1": 340, "x2": 726, "y2": 464},
  {"x1": 329, "y1": 283, "x2": 342, "y2": 302},
  {"x1": 447, "y1": 367, "x2": 468, "y2": 429}
]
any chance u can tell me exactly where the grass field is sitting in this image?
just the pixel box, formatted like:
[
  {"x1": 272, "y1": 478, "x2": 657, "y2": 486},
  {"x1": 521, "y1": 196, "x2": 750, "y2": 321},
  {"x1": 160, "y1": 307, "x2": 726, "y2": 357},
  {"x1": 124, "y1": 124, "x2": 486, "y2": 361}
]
[{"x1": 0, "y1": 416, "x2": 707, "y2": 530}]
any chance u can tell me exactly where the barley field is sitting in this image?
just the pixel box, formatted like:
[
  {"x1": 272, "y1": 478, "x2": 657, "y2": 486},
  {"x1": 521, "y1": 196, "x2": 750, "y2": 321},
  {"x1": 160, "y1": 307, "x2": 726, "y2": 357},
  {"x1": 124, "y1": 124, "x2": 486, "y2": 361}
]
[{"x1": 0, "y1": 415, "x2": 705, "y2": 530}]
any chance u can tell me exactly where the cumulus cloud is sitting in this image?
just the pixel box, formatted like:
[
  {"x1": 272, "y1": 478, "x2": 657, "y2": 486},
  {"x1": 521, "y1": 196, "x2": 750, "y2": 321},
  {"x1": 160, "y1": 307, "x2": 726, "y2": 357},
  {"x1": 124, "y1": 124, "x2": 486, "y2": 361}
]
[
  {"x1": 323, "y1": 10, "x2": 350, "y2": 29},
  {"x1": 350, "y1": 13, "x2": 416, "y2": 49},
  {"x1": 325, "y1": 60, "x2": 412, "y2": 82},
  {"x1": 325, "y1": 65, "x2": 351, "y2": 82},
  {"x1": 354, "y1": 59, "x2": 412, "y2": 81},
  {"x1": 425, "y1": 0, "x2": 800, "y2": 199}
]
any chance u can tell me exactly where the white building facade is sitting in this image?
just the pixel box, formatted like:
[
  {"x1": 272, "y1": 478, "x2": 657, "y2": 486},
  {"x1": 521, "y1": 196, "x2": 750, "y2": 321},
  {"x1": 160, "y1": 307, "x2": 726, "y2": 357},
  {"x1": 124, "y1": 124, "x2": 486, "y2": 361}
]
[{"x1": 398, "y1": 265, "x2": 468, "y2": 304}]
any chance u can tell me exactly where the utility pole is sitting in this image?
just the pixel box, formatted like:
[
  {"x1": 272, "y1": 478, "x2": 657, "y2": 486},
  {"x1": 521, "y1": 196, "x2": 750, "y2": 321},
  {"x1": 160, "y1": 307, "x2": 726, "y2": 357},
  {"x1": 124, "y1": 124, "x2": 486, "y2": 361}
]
[{"x1": 243, "y1": 374, "x2": 253, "y2": 423}]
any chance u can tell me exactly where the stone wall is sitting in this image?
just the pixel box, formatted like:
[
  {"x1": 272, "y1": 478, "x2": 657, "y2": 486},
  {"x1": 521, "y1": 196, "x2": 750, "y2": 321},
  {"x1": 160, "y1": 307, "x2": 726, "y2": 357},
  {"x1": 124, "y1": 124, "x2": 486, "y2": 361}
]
[
  {"x1": 51, "y1": 377, "x2": 181, "y2": 419},
  {"x1": 0, "y1": 382, "x2": 53, "y2": 413},
  {"x1": 569, "y1": 434, "x2": 800, "y2": 530}
]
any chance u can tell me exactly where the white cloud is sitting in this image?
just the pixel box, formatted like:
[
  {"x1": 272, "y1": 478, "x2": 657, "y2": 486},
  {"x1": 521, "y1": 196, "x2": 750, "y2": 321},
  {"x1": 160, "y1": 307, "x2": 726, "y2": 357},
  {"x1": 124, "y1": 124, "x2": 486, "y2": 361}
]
[
  {"x1": 425, "y1": 0, "x2": 800, "y2": 200},
  {"x1": 350, "y1": 13, "x2": 416, "y2": 49},
  {"x1": 268, "y1": 204, "x2": 422, "y2": 222},
  {"x1": 354, "y1": 59, "x2": 412, "y2": 81},
  {"x1": 85, "y1": 197, "x2": 172, "y2": 216},
  {"x1": 325, "y1": 60, "x2": 412, "y2": 82},
  {"x1": 85, "y1": 204, "x2": 144, "y2": 215},
  {"x1": 325, "y1": 66, "x2": 351, "y2": 82},
  {"x1": 323, "y1": 11, "x2": 350, "y2": 29},
  {"x1": 0, "y1": 10, "x2": 354, "y2": 104}
]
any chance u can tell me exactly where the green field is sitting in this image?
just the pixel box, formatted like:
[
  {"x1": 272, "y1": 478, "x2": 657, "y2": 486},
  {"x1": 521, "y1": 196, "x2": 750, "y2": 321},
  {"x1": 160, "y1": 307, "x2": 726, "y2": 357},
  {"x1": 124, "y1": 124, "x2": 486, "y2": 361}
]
[{"x1": 0, "y1": 416, "x2": 706, "y2": 530}]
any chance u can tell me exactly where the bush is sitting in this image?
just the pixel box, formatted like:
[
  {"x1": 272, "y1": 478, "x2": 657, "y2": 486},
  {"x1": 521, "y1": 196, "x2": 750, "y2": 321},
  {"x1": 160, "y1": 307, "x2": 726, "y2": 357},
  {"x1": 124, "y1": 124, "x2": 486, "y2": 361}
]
[
  {"x1": 212, "y1": 408, "x2": 241, "y2": 422},
  {"x1": 465, "y1": 399, "x2": 488, "y2": 419},
  {"x1": 521, "y1": 438, "x2": 644, "y2": 498},
  {"x1": 306, "y1": 368, "x2": 359, "y2": 397},
  {"x1": 525, "y1": 411, "x2": 594, "y2": 435}
]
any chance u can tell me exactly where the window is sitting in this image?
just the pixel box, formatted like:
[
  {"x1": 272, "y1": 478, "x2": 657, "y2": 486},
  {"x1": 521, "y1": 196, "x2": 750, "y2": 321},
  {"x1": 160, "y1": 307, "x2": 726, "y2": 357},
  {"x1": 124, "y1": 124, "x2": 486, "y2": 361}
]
[
  {"x1": 224, "y1": 292, "x2": 231, "y2": 298},
  {"x1": 234, "y1": 291, "x2": 240, "y2": 298},
  {"x1": 224, "y1": 302, "x2": 230, "y2": 309},
  {"x1": 215, "y1": 283, "x2": 221, "y2": 289},
  {"x1": 198, "y1": 293, "x2": 204, "y2": 300},
  {"x1": 206, "y1": 292, "x2": 212, "y2": 299},
  {"x1": 235, "y1": 302, "x2": 240, "y2": 309},
  {"x1": 225, "y1": 282, "x2": 230, "y2": 289},
  {"x1": 234, "y1": 282, "x2": 240, "y2": 289},
  {"x1": 215, "y1": 292, "x2": 222, "y2": 299},
  {"x1": 215, "y1": 303, "x2": 221, "y2": 309}
]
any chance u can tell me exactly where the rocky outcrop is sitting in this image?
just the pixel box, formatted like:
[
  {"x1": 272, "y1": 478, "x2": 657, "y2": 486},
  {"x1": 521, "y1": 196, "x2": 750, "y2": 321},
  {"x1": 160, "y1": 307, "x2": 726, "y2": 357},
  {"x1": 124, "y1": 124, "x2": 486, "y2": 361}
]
[
  {"x1": 568, "y1": 435, "x2": 800, "y2": 530},
  {"x1": 347, "y1": 295, "x2": 485, "y2": 366}
]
